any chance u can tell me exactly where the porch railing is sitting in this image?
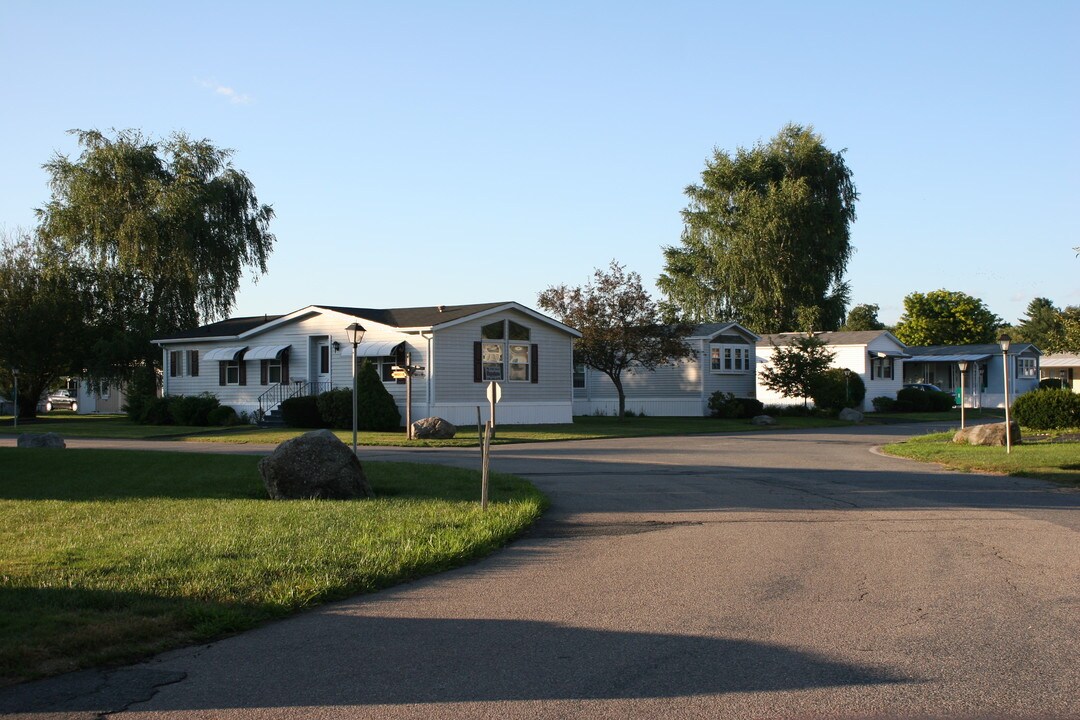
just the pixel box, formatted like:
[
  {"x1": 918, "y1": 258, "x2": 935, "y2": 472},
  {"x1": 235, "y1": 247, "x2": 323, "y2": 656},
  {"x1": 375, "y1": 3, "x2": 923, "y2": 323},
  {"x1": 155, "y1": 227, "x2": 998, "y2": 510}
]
[{"x1": 257, "y1": 380, "x2": 334, "y2": 417}]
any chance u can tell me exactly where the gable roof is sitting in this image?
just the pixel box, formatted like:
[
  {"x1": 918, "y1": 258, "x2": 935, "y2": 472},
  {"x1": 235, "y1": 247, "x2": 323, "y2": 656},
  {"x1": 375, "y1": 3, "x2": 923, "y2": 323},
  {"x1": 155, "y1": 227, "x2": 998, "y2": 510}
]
[
  {"x1": 906, "y1": 342, "x2": 1041, "y2": 357},
  {"x1": 153, "y1": 302, "x2": 580, "y2": 343},
  {"x1": 757, "y1": 330, "x2": 903, "y2": 347},
  {"x1": 686, "y1": 322, "x2": 760, "y2": 342}
]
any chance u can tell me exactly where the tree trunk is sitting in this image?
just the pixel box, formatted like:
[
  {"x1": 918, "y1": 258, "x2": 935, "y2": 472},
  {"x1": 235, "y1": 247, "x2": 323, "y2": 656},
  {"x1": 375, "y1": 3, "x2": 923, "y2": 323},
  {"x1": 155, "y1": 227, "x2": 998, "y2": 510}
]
[{"x1": 610, "y1": 374, "x2": 627, "y2": 420}]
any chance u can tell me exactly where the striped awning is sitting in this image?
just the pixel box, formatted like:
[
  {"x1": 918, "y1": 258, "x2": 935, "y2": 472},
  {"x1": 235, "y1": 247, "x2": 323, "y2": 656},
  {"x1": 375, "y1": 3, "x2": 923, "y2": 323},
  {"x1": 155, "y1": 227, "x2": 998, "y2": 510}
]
[
  {"x1": 347, "y1": 339, "x2": 406, "y2": 358},
  {"x1": 245, "y1": 344, "x2": 291, "y2": 361},
  {"x1": 203, "y1": 346, "x2": 247, "y2": 362}
]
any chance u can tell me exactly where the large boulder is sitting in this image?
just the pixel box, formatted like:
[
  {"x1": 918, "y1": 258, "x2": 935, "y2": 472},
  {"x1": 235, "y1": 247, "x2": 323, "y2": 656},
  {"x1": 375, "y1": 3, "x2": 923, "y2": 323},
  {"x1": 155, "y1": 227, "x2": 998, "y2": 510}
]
[
  {"x1": 953, "y1": 421, "x2": 1022, "y2": 447},
  {"x1": 18, "y1": 433, "x2": 65, "y2": 449},
  {"x1": 258, "y1": 429, "x2": 373, "y2": 500},
  {"x1": 411, "y1": 417, "x2": 457, "y2": 439},
  {"x1": 839, "y1": 407, "x2": 864, "y2": 423},
  {"x1": 750, "y1": 415, "x2": 776, "y2": 426}
]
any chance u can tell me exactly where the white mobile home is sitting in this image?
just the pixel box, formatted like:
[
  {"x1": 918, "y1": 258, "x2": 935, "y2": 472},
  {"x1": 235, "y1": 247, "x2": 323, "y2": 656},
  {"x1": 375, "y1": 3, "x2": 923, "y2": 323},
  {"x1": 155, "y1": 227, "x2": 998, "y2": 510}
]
[
  {"x1": 153, "y1": 302, "x2": 580, "y2": 426},
  {"x1": 573, "y1": 322, "x2": 759, "y2": 417}
]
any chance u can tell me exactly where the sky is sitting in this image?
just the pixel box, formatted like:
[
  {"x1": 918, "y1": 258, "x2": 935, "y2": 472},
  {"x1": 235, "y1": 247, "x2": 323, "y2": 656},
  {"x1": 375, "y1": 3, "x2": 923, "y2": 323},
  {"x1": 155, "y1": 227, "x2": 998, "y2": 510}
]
[{"x1": 2, "y1": 1, "x2": 1077, "y2": 328}]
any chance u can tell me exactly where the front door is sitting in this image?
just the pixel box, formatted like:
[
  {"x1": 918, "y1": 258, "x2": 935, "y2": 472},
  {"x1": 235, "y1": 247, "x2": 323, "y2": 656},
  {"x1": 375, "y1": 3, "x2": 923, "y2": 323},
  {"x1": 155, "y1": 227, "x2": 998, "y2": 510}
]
[{"x1": 316, "y1": 340, "x2": 331, "y2": 389}]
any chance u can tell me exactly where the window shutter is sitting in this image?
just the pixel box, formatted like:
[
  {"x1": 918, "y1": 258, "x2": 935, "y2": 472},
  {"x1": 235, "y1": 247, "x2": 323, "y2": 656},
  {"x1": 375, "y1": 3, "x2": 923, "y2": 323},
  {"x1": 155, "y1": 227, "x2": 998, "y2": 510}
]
[
  {"x1": 473, "y1": 342, "x2": 482, "y2": 383},
  {"x1": 218, "y1": 362, "x2": 226, "y2": 386},
  {"x1": 869, "y1": 357, "x2": 875, "y2": 380},
  {"x1": 281, "y1": 351, "x2": 289, "y2": 384},
  {"x1": 260, "y1": 360, "x2": 268, "y2": 385},
  {"x1": 191, "y1": 350, "x2": 199, "y2": 377},
  {"x1": 170, "y1": 351, "x2": 178, "y2": 377},
  {"x1": 239, "y1": 360, "x2": 247, "y2": 386},
  {"x1": 531, "y1": 344, "x2": 539, "y2": 383}
]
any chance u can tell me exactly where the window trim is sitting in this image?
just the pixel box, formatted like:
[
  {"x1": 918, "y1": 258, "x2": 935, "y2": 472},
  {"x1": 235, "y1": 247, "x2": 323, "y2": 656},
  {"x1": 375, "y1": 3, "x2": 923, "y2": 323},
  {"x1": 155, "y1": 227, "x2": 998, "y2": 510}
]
[
  {"x1": 1016, "y1": 357, "x2": 1037, "y2": 379},
  {"x1": 710, "y1": 343, "x2": 750, "y2": 374},
  {"x1": 225, "y1": 360, "x2": 240, "y2": 385}
]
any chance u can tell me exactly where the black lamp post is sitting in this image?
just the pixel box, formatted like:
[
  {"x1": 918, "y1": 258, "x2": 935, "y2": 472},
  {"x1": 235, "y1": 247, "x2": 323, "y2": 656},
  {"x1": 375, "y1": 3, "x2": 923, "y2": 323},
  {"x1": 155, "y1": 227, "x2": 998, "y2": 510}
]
[
  {"x1": 11, "y1": 367, "x2": 18, "y2": 430},
  {"x1": 998, "y1": 334, "x2": 1012, "y2": 454},
  {"x1": 345, "y1": 322, "x2": 366, "y2": 455},
  {"x1": 957, "y1": 360, "x2": 969, "y2": 430}
]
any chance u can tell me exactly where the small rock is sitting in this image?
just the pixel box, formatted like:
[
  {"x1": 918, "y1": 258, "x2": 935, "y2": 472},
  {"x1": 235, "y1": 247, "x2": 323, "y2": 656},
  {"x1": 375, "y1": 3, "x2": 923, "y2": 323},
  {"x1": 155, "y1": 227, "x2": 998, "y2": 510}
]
[
  {"x1": 953, "y1": 421, "x2": 1022, "y2": 447},
  {"x1": 839, "y1": 407, "x2": 864, "y2": 423},
  {"x1": 17, "y1": 433, "x2": 65, "y2": 449},
  {"x1": 750, "y1": 415, "x2": 776, "y2": 426},
  {"x1": 258, "y1": 429, "x2": 373, "y2": 500},
  {"x1": 411, "y1": 417, "x2": 457, "y2": 439}
]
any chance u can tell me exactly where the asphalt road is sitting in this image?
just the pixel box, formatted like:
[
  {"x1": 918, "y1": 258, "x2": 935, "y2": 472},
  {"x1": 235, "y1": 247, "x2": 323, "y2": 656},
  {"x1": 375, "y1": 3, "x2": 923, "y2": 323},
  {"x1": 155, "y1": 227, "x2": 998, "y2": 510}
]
[{"x1": 3, "y1": 425, "x2": 1078, "y2": 719}]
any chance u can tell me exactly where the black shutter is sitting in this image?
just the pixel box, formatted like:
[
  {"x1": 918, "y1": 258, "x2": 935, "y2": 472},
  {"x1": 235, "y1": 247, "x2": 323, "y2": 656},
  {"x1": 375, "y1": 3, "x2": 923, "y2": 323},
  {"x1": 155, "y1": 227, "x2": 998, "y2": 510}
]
[
  {"x1": 531, "y1": 344, "x2": 539, "y2": 383},
  {"x1": 170, "y1": 351, "x2": 178, "y2": 377},
  {"x1": 281, "y1": 351, "x2": 289, "y2": 385},
  {"x1": 239, "y1": 360, "x2": 247, "y2": 386},
  {"x1": 191, "y1": 350, "x2": 199, "y2": 377},
  {"x1": 869, "y1": 356, "x2": 874, "y2": 380},
  {"x1": 218, "y1": 362, "x2": 226, "y2": 386},
  {"x1": 473, "y1": 342, "x2": 482, "y2": 383},
  {"x1": 260, "y1": 360, "x2": 268, "y2": 385}
]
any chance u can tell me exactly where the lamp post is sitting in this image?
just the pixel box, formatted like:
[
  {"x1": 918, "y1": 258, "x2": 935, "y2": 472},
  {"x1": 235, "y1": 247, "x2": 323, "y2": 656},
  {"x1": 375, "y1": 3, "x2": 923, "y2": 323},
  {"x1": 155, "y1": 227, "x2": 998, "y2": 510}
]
[
  {"x1": 843, "y1": 368, "x2": 851, "y2": 407},
  {"x1": 345, "y1": 322, "x2": 366, "y2": 456},
  {"x1": 998, "y1": 334, "x2": 1012, "y2": 454},
  {"x1": 11, "y1": 368, "x2": 18, "y2": 430},
  {"x1": 957, "y1": 360, "x2": 968, "y2": 430}
]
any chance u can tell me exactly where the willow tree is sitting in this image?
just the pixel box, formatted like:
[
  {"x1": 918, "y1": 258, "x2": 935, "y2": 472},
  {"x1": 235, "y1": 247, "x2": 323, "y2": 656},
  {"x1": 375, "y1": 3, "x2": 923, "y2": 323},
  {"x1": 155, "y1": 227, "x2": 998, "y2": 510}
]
[
  {"x1": 36, "y1": 129, "x2": 275, "y2": 394},
  {"x1": 658, "y1": 124, "x2": 857, "y2": 333}
]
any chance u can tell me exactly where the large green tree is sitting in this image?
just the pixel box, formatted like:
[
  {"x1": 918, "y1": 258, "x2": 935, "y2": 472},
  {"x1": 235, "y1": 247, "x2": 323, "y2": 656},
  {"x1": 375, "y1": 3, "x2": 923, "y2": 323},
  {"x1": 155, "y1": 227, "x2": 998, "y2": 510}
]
[
  {"x1": 760, "y1": 335, "x2": 835, "y2": 408},
  {"x1": 841, "y1": 303, "x2": 886, "y2": 331},
  {"x1": 538, "y1": 261, "x2": 693, "y2": 418},
  {"x1": 0, "y1": 232, "x2": 93, "y2": 418},
  {"x1": 36, "y1": 129, "x2": 275, "y2": 394},
  {"x1": 1012, "y1": 297, "x2": 1065, "y2": 351},
  {"x1": 892, "y1": 290, "x2": 1002, "y2": 346},
  {"x1": 658, "y1": 124, "x2": 858, "y2": 333}
]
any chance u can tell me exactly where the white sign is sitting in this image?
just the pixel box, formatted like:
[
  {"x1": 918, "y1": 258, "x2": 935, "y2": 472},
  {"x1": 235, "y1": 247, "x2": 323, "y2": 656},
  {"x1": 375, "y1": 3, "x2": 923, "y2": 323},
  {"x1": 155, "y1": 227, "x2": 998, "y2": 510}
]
[{"x1": 486, "y1": 381, "x2": 502, "y2": 404}]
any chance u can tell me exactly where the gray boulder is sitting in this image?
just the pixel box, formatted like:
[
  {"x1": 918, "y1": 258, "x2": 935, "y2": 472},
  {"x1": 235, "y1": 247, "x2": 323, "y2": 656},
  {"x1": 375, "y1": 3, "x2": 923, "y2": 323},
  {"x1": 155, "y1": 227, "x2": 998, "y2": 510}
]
[
  {"x1": 18, "y1": 433, "x2": 65, "y2": 449},
  {"x1": 839, "y1": 407, "x2": 864, "y2": 423},
  {"x1": 953, "y1": 421, "x2": 1022, "y2": 447},
  {"x1": 750, "y1": 415, "x2": 776, "y2": 426},
  {"x1": 258, "y1": 429, "x2": 373, "y2": 500},
  {"x1": 411, "y1": 417, "x2": 457, "y2": 439}
]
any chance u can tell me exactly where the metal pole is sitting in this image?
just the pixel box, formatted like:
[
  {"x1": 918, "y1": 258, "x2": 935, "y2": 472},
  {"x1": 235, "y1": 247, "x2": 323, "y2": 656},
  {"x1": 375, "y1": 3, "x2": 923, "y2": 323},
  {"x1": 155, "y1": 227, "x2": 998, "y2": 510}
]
[
  {"x1": 959, "y1": 368, "x2": 967, "y2": 430},
  {"x1": 405, "y1": 352, "x2": 413, "y2": 440},
  {"x1": 1002, "y1": 350, "x2": 1011, "y2": 454},
  {"x1": 351, "y1": 342, "x2": 358, "y2": 455},
  {"x1": 481, "y1": 421, "x2": 491, "y2": 511},
  {"x1": 12, "y1": 372, "x2": 17, "y2": 430}
]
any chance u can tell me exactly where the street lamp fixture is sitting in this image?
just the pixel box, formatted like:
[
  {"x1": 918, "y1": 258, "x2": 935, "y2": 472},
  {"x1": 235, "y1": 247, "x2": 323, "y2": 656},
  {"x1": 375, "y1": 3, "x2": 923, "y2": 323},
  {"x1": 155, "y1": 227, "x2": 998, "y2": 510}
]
[
  {"x1": 957, "y1": 360, "x2": 969, "y2": 430},
  {"x1": 345, "y1": 322, "x2": 366, "y2": 456},
  {"x1": 998, "y1": 334, "x2": 1012, "y2": 454}
]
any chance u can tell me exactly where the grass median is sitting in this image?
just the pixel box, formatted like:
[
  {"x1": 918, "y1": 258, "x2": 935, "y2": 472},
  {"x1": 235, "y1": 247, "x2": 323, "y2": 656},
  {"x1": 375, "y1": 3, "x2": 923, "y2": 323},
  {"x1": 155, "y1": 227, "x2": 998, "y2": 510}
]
[
  {"x1": 0, "y1": 448, "x2": 545, "y2": 685},
  {"x1": 882, "y1": 431, "x2": 1080, "y2": 486}
]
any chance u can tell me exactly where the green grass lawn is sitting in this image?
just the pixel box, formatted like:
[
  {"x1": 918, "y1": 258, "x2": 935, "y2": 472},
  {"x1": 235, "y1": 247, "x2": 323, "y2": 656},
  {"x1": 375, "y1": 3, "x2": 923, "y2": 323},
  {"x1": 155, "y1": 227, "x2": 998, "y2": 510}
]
[
  {"x1": 882, "y1": 432, "x2": 1080, "y2": 486},
  {"x1": 0, "y1": 448, "x2": 545, "y2": 684},
  {"x1": 2, "y1": 413, "x2": 855, "y2": 446}
]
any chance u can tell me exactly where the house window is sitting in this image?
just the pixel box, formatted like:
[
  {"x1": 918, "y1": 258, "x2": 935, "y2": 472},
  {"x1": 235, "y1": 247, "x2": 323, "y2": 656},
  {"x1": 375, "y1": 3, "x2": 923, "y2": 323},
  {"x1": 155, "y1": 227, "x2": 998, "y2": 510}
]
[
  {"x1": 1016, "y1": 357, "x2": 1036, "y2": 379},
  {"x1": 710, "y1": 344, "x2": 749, "y2": 373},
  {"x1": 267, "y1": 358, "x2": 283, "y2": 384},
  {"x1": 170, "y1": 350, "x2": 181, "y2": 377},
  {"x1": 482, "y1": 343, "x2": 504, "y2": 381},
  {"x1": 872, "y1": 357, "x2": 893, "y2": 380},
  {"x1": 225, "y1": 361, "x2": 240, "y2": 385},
  {"x1": 573, "y1": 363, "x2": 587, "y2": 389},
  {"x1": 508, "y1": 343, "x2": 530, "y2": 382},
  {"x1": 188, "y1": 350, "x2": 199, "y2": 377},
  {"x1": 482, "y1": 321, "x2": 505, "y2": 340}
]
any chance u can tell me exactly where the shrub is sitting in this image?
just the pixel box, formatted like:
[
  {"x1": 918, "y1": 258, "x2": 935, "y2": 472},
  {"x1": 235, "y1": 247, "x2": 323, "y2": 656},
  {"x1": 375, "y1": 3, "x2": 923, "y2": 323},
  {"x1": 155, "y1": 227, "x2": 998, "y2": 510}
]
[
  {"x1": 895, "y1": 387, "x2": 953, "y2": 413},
  {"x1": 170, "y1": 393, "x2": 221, "y2": 426},
  {"x1": 762, "y1": 403, "x2": 811, "y2": 417},
  {"x1": 1011, "y1": 388, "x2": 1080, "y2": 430},
  {"x1": 708, "y1": 392, "x2": 764, "y2": 419},
  {"x1": 207, "y1": 405, "x2": 240, "y2": 426},
  {"x1": 1039, "y1": 378, "x2": 1064, "y2": 391},
  {"x1": 872, "y1": 396, "x2": 896, "y2": 413},
  {"x1": 280, "y1": 395, "x2": 324, "y2": 428},
  {"x1": 140, "y1": 396, "x2": 176, "y2": 425},
  {"x1": 316, "y1": 388, "x2": 353, "y2": 429},
  {"x1": 355, "y1": 359, "x2": 401, "y2": 431},
  {"x1": 809, "y1": 369, "x2": 866, "y2": 412}
]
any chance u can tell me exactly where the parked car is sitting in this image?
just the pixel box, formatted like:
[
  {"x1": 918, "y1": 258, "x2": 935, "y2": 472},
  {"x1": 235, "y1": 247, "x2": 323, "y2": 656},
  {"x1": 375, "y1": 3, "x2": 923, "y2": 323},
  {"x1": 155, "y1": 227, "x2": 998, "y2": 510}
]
[
  {"x1": 903, "y1": 383, "x2": 944, "y2": 393},
  {"x1": 44, "y1": 389, "x2": 78, "y2": 413}
]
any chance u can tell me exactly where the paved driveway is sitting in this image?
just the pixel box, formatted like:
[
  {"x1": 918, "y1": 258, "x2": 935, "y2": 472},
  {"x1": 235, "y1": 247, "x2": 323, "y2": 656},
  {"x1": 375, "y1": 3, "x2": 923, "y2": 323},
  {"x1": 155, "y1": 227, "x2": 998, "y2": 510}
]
[{"x1": 3, "y1": 425, "x2": 1078, "y2": 719}]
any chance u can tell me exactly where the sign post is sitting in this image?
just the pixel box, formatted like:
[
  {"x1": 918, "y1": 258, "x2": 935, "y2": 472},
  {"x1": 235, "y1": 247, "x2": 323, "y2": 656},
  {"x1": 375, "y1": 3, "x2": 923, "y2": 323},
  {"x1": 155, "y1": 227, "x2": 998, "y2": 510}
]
[
  {"x1": 481, "y1": 382, "x2": 502, "y2": 509},
  {"x1": 392, "y1": 353, "x2": 424, "y2": 440}
]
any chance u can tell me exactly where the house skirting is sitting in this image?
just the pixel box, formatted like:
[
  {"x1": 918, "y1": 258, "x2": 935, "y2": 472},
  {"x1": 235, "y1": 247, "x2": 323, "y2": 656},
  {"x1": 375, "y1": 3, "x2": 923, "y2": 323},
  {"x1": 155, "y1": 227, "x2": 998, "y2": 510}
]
[{"x1": 573, "y1": 397, "x2": 705, "y2": 417}]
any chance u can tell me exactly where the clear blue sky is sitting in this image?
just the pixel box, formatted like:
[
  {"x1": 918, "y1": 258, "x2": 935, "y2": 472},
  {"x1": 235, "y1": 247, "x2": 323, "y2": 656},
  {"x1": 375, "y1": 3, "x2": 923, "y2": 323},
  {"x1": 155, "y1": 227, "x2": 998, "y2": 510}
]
[{"x1": 2, "y1": 1, "x2": 1077, "y2": 328}]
